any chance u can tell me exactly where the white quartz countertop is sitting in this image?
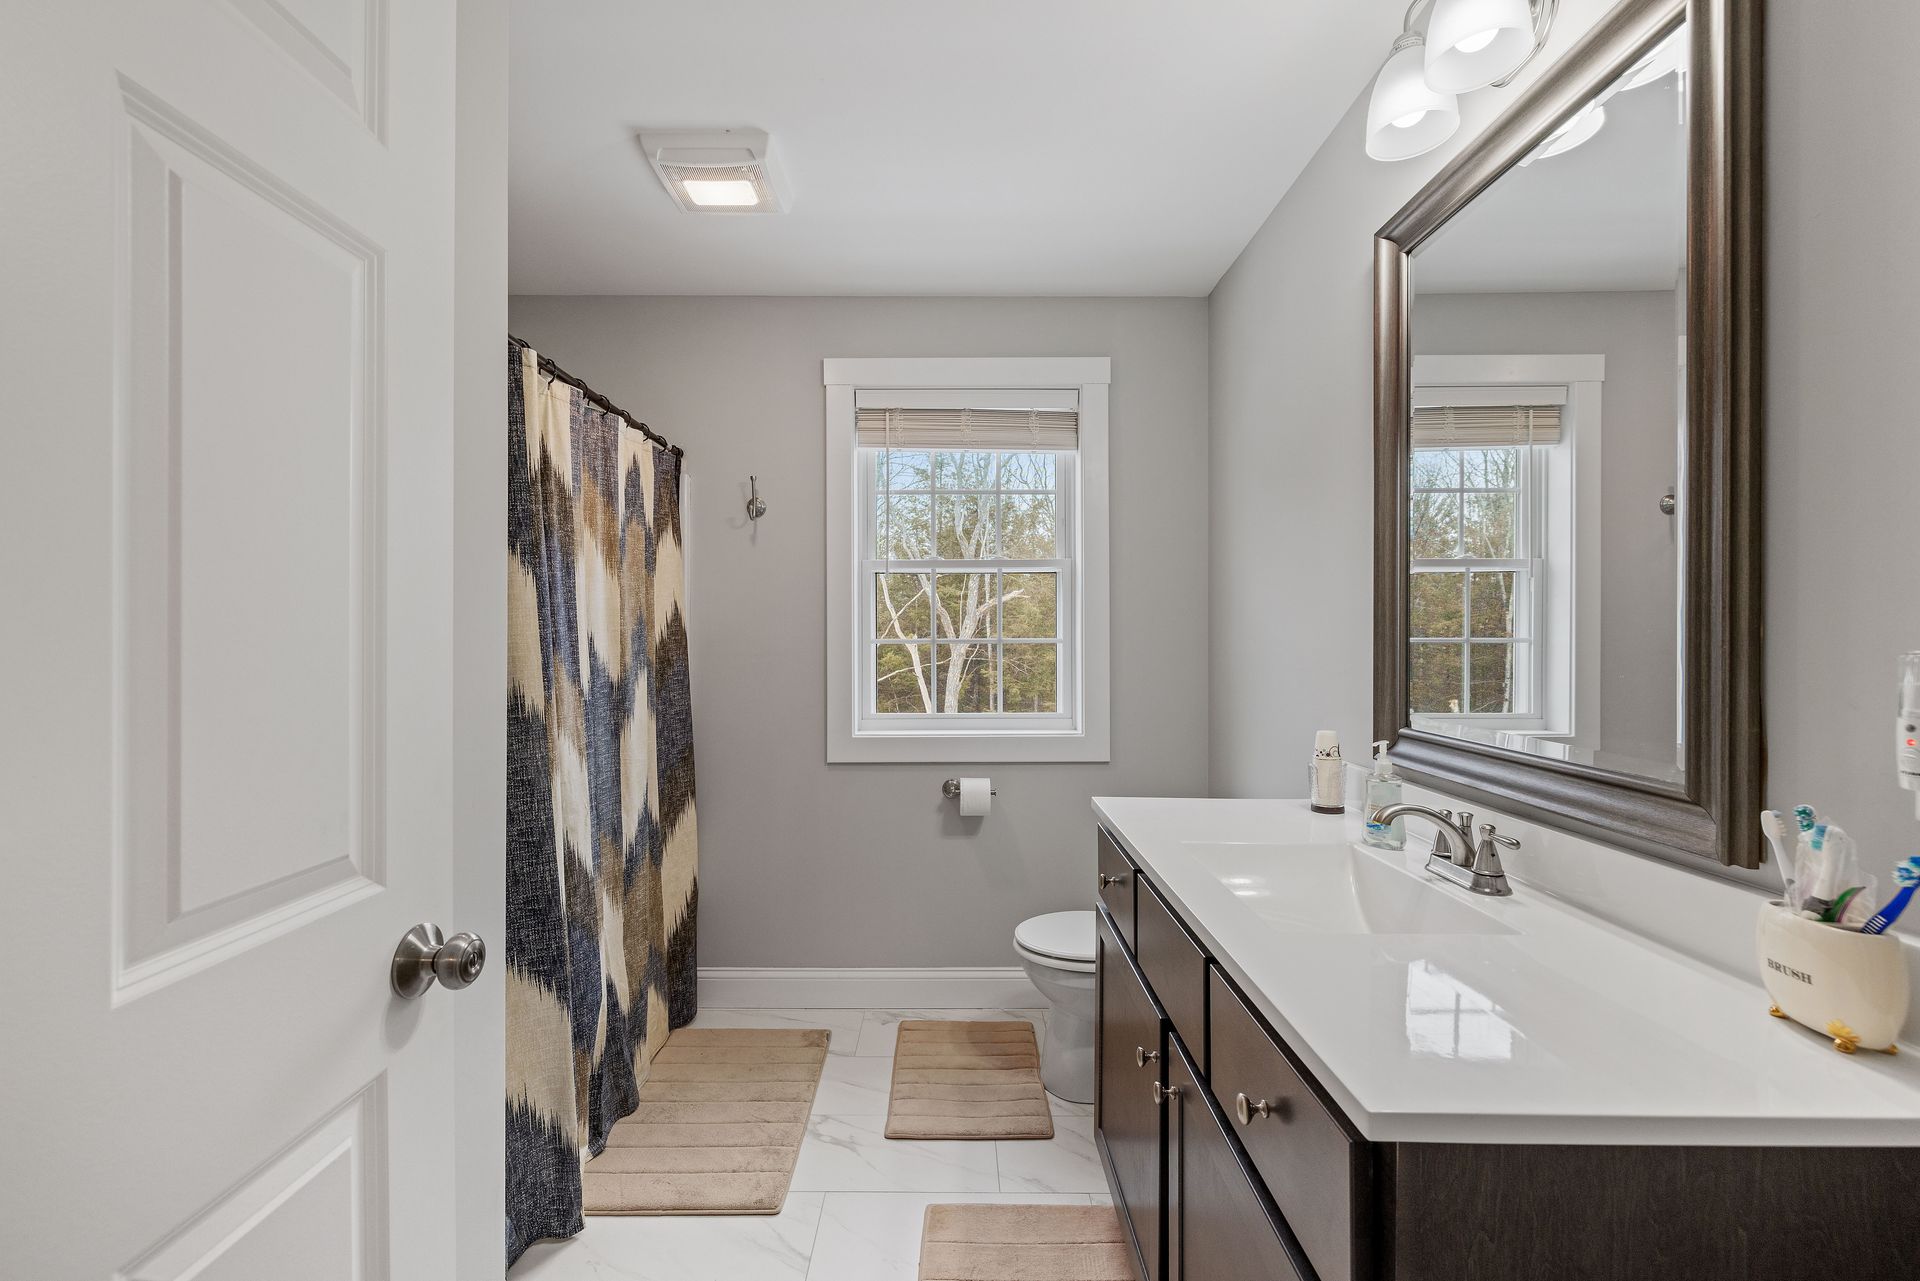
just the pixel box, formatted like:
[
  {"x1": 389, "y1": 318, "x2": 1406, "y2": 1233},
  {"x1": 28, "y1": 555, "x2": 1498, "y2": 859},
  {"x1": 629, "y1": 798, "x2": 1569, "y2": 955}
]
[{"x1": 1092, "y1": 795, "x2": 1920, "y2": 1146}]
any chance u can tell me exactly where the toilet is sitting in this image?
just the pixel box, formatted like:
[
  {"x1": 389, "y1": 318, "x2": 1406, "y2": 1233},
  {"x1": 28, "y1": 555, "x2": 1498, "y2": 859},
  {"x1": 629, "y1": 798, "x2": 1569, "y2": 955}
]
[{"x1": 1014, "y1": 910, "x2": 1097, "y2": 1104}]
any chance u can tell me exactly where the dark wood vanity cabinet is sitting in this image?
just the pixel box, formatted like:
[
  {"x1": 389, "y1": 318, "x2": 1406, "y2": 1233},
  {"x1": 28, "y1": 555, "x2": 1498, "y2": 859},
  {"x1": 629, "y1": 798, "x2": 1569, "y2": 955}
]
[
  {"x1": 1096, "y1": 910, "x2": 1163, "y2": 1281},
  {"x1": 1207, "y1": 968, "x2": 1368, "y2": 1281},
  {"x1": 1164, "y1": 1033, "x2": 1312, "y2": 1281},
  {"x1": 1091, "y1": 824, "x2": 1920, "y2": 1281}
]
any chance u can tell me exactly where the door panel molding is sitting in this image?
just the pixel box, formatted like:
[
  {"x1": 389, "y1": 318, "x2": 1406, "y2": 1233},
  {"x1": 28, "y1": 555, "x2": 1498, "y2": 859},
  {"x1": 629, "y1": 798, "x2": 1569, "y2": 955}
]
[
  {"x1": 118, "y1": 1075, "x2": 389, "y2": 1281},
  {"x1": 111, "y1": 78, "x2": 387, "y2": 999}
]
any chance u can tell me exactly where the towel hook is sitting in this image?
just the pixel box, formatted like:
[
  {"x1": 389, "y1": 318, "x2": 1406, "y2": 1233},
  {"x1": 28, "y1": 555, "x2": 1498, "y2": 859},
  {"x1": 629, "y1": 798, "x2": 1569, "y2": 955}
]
[{"x1": 746, "y1": 475, "x2": 768, "y2": 522}]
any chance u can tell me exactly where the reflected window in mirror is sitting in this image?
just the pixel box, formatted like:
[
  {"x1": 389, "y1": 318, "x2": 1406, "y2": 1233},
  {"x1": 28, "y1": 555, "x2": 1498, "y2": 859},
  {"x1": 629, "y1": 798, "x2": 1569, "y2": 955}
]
[{"x1": 1408, "y1": 405, "x2": 1552, "y2": 724}]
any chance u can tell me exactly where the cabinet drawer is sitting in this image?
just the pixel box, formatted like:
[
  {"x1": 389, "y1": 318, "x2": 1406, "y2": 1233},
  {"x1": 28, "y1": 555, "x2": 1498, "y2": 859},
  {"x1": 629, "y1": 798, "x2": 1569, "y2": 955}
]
[
  {"x1": 1207, "y1": 967, "x2": 1367, "y2": 1281},
  {"x1": 1165, "y1": 1034, "x2": 1308, "y2": 1281},
  {"x1": 1097, "y1": 827, "x2": 1136, "y2": 948},
  {"x1": 1135, "y1": 877, "x2": 1208, "y2": 1054},
  {"x1": 1097, "y1": 908, "x2": 1163, "y2": 1281}
]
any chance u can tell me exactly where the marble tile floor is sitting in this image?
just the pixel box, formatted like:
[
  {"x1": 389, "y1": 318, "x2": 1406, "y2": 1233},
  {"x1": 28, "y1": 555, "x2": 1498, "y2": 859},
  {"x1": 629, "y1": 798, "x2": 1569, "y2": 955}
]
[{"x1": 510, "y1": 1007, "x2": 1109, "y2": 1281}]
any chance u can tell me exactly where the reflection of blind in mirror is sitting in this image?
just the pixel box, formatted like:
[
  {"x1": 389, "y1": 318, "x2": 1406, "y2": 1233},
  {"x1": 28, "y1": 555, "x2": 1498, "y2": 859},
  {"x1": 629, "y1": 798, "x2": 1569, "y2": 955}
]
[{"x1": 1412, "y1": 404, "x2": 1562, "y2": 448}]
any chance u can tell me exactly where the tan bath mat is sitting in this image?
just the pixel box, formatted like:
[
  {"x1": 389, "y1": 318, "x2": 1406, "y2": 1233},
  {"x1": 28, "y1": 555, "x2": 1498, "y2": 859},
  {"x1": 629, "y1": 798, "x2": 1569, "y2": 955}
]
[
  {"x1": 918, "y1": 1203, "x2": 1134, "y2": 1280},
  {"x1": 583, "y1": 1026, "x2": 828, "y2": 1215},
  {"x1": 885, "y1": 1020, "x2": 1053, "y2": 1140}
]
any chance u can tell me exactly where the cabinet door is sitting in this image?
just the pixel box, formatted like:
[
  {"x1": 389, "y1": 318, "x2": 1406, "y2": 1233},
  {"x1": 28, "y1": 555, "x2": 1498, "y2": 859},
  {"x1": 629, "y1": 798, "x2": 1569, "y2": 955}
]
[
  {"x1": 1165, "y1": 1036, "x2": 1309, "y2": 1281},
  {"x1": 1097, "y1": 908, "x2": 1163, "y2": 1281}
]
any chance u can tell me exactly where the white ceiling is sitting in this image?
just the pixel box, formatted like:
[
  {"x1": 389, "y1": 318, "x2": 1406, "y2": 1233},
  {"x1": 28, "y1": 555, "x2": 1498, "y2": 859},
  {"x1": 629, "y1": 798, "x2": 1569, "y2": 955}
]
[
  {"x1": 508, "y1": 1, "x2": 1410, "y2": 297},
  {"x1": 1414, "y1": 72, "x2": 1688, "y2": 295}
]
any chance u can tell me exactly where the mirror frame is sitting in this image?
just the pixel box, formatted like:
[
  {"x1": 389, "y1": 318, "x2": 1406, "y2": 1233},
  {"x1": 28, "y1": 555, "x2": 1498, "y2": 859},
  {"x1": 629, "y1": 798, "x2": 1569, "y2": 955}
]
[{"x1": 1373, "y1": 0, "x2": 1763, "y2": 870}]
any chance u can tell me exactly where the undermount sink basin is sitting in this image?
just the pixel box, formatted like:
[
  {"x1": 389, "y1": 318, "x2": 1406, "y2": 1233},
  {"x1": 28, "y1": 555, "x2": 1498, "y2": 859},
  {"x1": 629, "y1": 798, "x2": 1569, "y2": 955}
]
[{"x1": 1181, "y1": 841, "x2": 1518, "y2": 936}]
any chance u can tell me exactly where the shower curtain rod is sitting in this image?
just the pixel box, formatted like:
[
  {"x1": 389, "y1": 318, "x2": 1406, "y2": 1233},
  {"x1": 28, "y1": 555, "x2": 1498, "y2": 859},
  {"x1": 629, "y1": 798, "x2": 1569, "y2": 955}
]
[{"x1": 511, "y1": 334, "x2": 684, "y2": 458}]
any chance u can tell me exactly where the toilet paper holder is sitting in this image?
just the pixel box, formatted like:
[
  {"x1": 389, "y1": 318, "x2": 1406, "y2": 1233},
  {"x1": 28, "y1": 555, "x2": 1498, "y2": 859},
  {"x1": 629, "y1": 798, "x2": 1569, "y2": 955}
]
[{"x1": 942, "y1": 778, "x2": 997, "y2": 799}]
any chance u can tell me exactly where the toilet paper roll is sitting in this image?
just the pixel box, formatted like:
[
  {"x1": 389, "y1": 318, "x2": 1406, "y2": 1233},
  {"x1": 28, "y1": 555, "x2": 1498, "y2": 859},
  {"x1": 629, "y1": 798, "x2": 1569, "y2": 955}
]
[{"x1": 958, "y1": 777, "x2": 992, "y2": 817}]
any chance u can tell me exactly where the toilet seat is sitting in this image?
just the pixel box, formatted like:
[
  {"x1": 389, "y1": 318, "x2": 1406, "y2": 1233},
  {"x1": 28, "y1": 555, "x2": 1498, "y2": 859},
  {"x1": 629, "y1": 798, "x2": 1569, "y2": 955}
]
[{"x1": 1015, "y1": 910, "x2": 1096, "y2": 970}]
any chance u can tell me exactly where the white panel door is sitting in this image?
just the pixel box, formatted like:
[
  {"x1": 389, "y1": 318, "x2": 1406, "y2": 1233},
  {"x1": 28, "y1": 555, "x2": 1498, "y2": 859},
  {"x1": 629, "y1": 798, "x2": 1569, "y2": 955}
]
[{"x1": 0, "y1": 1, "x2": 481, "y2": 1277}]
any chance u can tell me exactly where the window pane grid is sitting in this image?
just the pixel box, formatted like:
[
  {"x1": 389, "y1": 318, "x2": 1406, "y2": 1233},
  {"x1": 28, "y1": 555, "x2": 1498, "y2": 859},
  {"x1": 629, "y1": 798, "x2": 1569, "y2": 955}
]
[
  {"x1": 864, "y1": 444, "x2": 1069, "y2": 719},
  {"x1": 1408, "y1": 444, "x2": 1534, "y2": 717},
  {"x1": 875, "y1": 447, "x2": 1063, "y2": 563}
]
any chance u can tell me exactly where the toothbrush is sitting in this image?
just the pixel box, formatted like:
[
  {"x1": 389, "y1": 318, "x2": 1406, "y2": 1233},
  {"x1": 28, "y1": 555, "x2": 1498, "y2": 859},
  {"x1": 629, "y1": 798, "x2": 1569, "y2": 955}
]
[
  {"x1": 1788, "y1": 806, "x2": 1819, "y2": 912},
  {"x1": 1861, "y1": 857, "x2": 1920, "y2": 935},
  {"x1": 1801, "y1": 823, "x2": 1841, "y2": 921},
  {"x1": 1760, "y1": 810, "x2": 1795, "y2": 897}
]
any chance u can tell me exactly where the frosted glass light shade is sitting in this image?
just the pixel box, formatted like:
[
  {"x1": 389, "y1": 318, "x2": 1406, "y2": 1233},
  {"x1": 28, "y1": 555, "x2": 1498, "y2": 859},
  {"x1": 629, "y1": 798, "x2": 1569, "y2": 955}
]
[
  {"x1": 1520, "y1": 101, "x2": 1606, "y2": 166},
  {"x1": 1366, "y1": 40, "x2": 1461, "y2": 162},
  {"x1": 1424, "y1": 0, "x2": 1537, "y2": 93}
]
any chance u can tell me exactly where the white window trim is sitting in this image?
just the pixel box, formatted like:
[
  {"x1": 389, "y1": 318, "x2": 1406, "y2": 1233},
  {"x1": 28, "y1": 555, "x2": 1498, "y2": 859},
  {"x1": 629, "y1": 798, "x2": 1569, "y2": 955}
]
[
  {"x1": 824, "y1": 356, "x2": 1111, "y2": 763},
  {"x1": 1410, "y1": 354, "x2": 1604, "y2": 749}
]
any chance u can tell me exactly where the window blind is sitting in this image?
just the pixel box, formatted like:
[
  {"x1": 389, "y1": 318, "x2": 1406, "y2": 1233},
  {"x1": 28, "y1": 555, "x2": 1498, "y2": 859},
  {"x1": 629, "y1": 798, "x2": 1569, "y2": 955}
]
[
  {"x1": 855, "y1": 406, "x2": 1078, "y2": 450},
  {"x1": 1411, "y1": 403, "x2": 1563, "y2": 448}
]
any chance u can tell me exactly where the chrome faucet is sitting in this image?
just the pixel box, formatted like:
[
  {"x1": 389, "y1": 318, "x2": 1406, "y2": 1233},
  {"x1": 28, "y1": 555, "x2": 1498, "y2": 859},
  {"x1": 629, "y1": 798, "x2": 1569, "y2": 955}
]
[{"x1": 1369, "y1": 803, "x2": 1519, "y2": 897}]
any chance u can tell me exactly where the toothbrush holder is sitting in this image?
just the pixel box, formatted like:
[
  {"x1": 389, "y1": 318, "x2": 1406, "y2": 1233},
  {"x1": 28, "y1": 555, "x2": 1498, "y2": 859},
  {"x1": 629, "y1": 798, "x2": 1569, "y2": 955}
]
[{"x1": 1755, "y1": 903, "x2": 1909, "y2": 1054}]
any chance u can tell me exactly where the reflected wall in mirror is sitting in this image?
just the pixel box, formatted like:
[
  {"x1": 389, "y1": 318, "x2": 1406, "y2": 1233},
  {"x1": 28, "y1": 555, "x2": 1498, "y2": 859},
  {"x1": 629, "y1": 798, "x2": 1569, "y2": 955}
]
[
  {"x1": 1373, "y1": 0, "x2": 1762, "y2": 870},
  {"x1": 1407, "y1": 21, "x2": 1688, "y2": 784}
]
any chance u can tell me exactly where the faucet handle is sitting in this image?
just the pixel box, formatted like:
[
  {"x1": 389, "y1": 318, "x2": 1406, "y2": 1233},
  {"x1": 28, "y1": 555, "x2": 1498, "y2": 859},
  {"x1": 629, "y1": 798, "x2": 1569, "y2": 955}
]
[{"x1": 1478, "y1": 823, "x2": 1520, "y2": 850}]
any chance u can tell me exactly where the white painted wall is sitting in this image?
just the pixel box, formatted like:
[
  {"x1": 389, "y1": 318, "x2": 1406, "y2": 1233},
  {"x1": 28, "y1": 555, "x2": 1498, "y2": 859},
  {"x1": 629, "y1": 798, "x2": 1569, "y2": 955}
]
[
  {"x1": 506, "y1": 296, "x2": 1209, "y2": 966},
  {"x1": 1211, "y1": 0, "x2": 1920, "y2": 914}
]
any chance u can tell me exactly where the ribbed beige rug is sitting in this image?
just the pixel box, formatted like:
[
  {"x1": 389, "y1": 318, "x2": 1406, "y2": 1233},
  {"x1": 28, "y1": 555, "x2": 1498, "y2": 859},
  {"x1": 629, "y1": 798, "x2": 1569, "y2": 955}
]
[
  {"x1": 885, "y1": 1020, "x2": 1053, "y2": 1140},
  {"x1": 583, "y1": 1026, "x2": 828, "y2": 1215},
  {"x1": 919, "y1": 1203, "x2": 1134, "y2": 1280}
]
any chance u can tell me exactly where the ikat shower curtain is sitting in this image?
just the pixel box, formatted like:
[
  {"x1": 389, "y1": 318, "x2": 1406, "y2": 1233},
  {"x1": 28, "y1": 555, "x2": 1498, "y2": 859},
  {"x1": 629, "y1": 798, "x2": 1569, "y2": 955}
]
[{"x1": 505, "y1": 342, "x2": 698, "y2": 1267}]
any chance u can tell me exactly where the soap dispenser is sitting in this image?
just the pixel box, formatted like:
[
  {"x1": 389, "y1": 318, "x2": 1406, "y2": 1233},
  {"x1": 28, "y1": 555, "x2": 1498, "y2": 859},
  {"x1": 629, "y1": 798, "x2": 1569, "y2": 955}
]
[{"x1": 1363, "y1": 740, "x2": 1405, "y2": 850}]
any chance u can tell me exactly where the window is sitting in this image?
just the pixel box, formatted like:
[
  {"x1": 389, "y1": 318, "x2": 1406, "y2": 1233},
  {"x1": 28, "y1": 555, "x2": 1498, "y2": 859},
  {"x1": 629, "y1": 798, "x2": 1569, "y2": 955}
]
[
  {"x1": 1408, "y1": 393, "x2": 1567, "y2": 725},
  {"x1": 824, "y1": 358, "x2": 1111, "y2": 763},
  {"x1": 865, "y1": 434, "x2": 1072, "y2": 720},
  {"x1": 1408, "y1": 440, "x2": 1540, "y2": 718}
]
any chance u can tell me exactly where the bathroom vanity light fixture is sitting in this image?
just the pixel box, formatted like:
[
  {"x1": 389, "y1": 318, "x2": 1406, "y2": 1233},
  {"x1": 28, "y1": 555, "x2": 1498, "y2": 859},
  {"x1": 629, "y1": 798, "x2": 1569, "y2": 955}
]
[
  {"x1": 1365, "y1": 33, "x2": 1463, "y2": 161},
  {"x1": 1365, "y1": 0, "x2": 1559, "y2": 161},
  {"x1": 638, "y1": 127, "x2": 789, "y2": 213},
  {"x1": 1425, "y1": 0, "x2": 1547, "y2": 92}
]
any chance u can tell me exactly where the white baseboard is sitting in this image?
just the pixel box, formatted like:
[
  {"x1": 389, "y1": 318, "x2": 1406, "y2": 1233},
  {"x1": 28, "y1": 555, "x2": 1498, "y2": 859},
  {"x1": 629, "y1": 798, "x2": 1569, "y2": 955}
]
[{"x1": 698, "y1": 966, "x2": 1043, "y2": 1010}]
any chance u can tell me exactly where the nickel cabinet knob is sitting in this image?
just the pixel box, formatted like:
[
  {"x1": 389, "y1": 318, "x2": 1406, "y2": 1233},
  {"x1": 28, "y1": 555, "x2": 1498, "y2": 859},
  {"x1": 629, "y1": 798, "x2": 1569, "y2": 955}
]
[
  {"x1": 1235, "y1": 1092, "x2": 1275, "y2": 1125},
  {"x1": 1135, "y1": 1046, "x2": 1160, "y2": 1068}
]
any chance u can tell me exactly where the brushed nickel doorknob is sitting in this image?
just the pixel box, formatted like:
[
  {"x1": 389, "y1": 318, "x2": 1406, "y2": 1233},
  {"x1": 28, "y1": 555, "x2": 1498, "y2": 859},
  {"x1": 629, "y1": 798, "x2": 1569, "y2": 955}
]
[
  {"x1": 1235, "y1": 1092, "x2": 1275, "y2": 1125},
  {"x1": 1135, "y1": 1046, "x2": 1160, "y2": 1068},
  {"x1": 391, "y1": 923, "x2": 487, "y2": 998},
  {"x1": 1152, "y1": 1082, "x2": 1182, "y2": 1106}
]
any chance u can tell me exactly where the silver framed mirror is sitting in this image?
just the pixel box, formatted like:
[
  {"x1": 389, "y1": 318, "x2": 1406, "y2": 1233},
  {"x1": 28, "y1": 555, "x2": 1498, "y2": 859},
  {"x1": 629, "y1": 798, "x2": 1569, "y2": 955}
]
[{"x1": 1373, "y1": 0, "x2": 1762, "y2": 869}]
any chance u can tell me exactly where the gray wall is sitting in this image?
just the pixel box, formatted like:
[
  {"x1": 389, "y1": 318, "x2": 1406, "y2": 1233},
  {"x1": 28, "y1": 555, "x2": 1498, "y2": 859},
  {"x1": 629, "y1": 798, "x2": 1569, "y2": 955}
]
[
  {"x1": 1210, "y1": 0, "x2": 1920, "y2": 903},
  {"x1": 1414, "y1": 289, "x2": 1681, "y2": 769},
  {"x1": 508, "y1": 296, "x2": 1210, "y2": 966}
]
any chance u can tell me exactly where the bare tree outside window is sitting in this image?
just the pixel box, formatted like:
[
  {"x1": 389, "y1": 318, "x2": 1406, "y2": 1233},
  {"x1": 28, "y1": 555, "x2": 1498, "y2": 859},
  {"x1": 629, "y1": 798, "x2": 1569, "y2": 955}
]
[
  {"x1": 1409, "y1": 447, "x2": 1531, "y2": 716},
  {"x1": 870, "y1": 448, "x2": 1063, "y2": 715}
]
